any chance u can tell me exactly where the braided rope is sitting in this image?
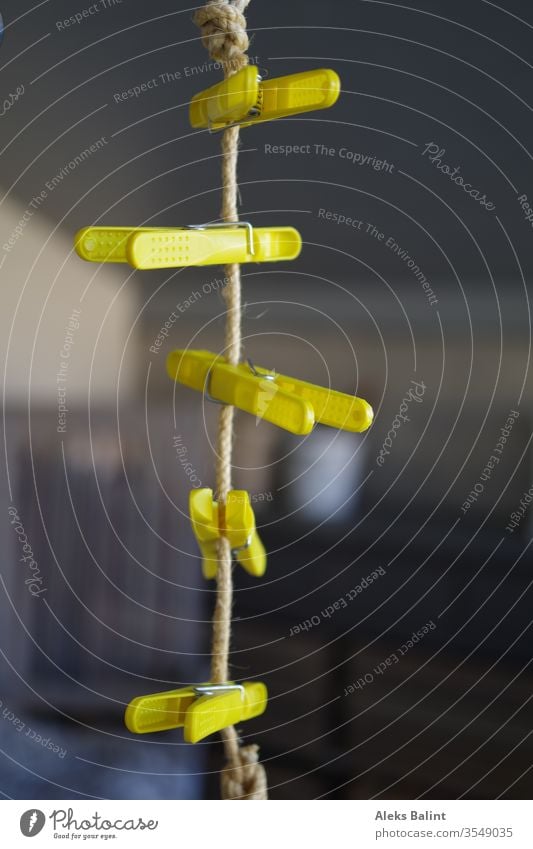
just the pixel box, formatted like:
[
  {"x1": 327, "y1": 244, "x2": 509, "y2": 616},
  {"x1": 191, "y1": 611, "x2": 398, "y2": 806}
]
[{"x1": 193, "y1": 0, "x2": 268, "y2": 801}]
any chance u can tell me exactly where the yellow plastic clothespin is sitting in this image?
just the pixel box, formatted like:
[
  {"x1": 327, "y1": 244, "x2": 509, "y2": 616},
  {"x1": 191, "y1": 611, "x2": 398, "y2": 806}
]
[
  {"x1": 190, "y1": 65, "x2": 341, "y2": 130},
  {"x1": 74, "y1": 222, "x2": 301, "y2": 269},
  {"x1": 190, "y1": 488, "x2": 266, "y2": 579},
  {"x1": 125, "y1": 681, "x2": 268, "y2": 742},
  {"x1": 167, "y1": 349, "x2": 373, "y2": 436}
]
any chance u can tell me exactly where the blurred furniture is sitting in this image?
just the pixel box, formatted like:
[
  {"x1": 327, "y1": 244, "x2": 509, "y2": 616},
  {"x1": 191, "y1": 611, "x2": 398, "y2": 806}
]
[{"x1": 1, "y1": 406, "x2": 209, "y2": 799}]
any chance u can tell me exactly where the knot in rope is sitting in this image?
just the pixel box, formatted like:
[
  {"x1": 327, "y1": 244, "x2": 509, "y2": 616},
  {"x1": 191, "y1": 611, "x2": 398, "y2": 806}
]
[
  {"x1": 220, "y1": 744, "x2": 268, "y2": 800},
  {"x1": 193, "y1": 1, "x2": 251, "y2": 74}
]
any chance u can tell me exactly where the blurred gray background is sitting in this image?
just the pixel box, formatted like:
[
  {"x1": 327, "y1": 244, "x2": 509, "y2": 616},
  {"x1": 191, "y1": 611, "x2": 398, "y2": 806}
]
[{"x1": 0, "y1": 0, "x2": 532, "y2": 800}]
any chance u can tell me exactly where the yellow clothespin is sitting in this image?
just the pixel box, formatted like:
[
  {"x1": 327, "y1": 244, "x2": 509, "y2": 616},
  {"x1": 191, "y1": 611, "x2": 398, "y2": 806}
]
[
  {"x1": 167, "y1": 350, "x2": 374, "y2": 436},
  {"x1": 190, "y1": 65, "x2": 341, "y2": 130},
  {"x1": 74, "y1": 222, "x2": 301, "y2": 268},
  {"x1": 190, "y1": 488, "x2": 266, "y2": 579},
  {"x1": 125, "y1": 681, "x2": 268, "y2": 742}
]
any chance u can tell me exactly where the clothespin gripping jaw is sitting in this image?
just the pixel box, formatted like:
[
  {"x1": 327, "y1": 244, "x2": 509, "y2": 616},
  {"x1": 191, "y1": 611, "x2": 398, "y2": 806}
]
[
  {"x1": 190, "y1": 66, "x2": 341, "y2": 130},
  {"x1": 167, "y1": 349, "x2": 374, "y2": 436},
  {"x1": 124, "y1": 681, "x2": 268, "y2": 742},
  {"x1": 189, "y1": 488, "x2": 267, "y2": 579},
  {"x1": 74, "y1": 224, "x2": 302, "y2": 269},
  {"x1": 167, "y1": 349, "x2": 315, "y2": 436}
]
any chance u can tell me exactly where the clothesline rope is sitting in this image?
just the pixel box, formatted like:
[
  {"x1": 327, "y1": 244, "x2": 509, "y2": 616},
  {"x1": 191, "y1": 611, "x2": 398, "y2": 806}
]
[{"x1": 193, "y1": 0, "x2": 268, "y2": 801}]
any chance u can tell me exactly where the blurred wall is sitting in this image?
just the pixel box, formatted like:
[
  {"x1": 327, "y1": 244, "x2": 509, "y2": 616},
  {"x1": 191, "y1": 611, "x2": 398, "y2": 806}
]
[{"x1": 1, "y1": 195, "x2": 139, "y2": 403}]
